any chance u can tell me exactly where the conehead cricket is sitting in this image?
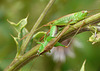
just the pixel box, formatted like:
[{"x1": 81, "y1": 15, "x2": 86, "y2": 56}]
[
  {"x1": 20, "y1": 10, "x2": 89, "y2": 41},
  {"x1": 38, "y1": 9, "x2": 100, "y2": 54},
  {"x1": 39, "y1": 10, "x2": 88, "y2": 41},
  {"x1": 19, "y1": 10, "x2": 99, "y2": 54},
  {"x1": 37, "y1": 10, "x2": 89, "y2": 54},
  {"x1": 39, "y1": 9, "x2": 100, "y2": 41}
]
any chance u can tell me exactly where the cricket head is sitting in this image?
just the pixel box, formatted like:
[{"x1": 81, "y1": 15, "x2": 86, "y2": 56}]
[
  {"x1": 75, "y1": 10, "x2": 88, "y2": 21},
  {"x1": 81, "y1": 10, "x2": 88, "y2": 17}
]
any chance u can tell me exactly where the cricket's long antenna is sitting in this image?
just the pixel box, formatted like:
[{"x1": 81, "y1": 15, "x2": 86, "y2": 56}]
[
  {"x1": 35, "y1": 24, "x2": 47, "y2": 32},
  {"x1": 88, "y1": 9, "x2": 100, "y2": 13},
  {"x1": 67, "y1": 22, "x2": 84, "y2": 47},
  {"x1": 19, "y1": 24, "x2": 50, "y2": 41},
  {"x1": 35, "y1": 22, "x2": 51, "y2": 32},
  {"x1": 29, "y1": 55, "x2": 39, "y2": 71}
]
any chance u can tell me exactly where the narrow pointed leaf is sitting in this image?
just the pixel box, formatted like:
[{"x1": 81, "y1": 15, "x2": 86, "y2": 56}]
[
  {"x1": 80, "y1": 60, "x2": 86, "y2": 71},
  {"x1": 11, "y1": 35, "x2": 19, "y2": 46},
  {"x1": 8, "y1": 17, "x2": 28, "y2": 33}
]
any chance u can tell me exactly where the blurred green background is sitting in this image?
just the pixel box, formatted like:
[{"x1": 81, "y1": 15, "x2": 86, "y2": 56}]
[{"x1": 0, "y1": 0, "x2": 100, "y2": 71}]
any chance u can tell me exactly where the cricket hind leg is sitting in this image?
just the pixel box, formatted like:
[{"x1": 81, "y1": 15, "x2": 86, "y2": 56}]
[
  {"x1": 54, "y1": 42, "x2": 68, "y2": 48},
  {"x1": 40, "y1": 25, "x2": 58, "y2": 41},
  {"x1": 50, "y1": 25, "x2": 58, "y2": 37},
  {"x1": 66, "y1": 21, "x2": 86, "y2": 47},
  {"x1": 54, "y1": 20, "x2": 73, "y2": 48},
  {"x1": 39, "y1": 29, "x2": 50, "y2": 41}
]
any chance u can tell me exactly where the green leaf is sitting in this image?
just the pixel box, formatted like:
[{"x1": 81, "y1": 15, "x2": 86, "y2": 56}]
[
  {"x1": 8, "y1": 17, "x2": 28, "y2": 33},
  {"x1": 25, "y1": 39, "x2": 33, "y2": 53},
  {"x1": 80, "y1": 60, "x2": 86, "y2": 71},
  {"x1": 10, "y1": 35, "x2": 19, "y2": 46},
  {"x1": 16, "y1": 18, "x2": 27, "y2": 32},
  {"x1": 7, "y1": 19, "x2": 16, "y2": 26},
  {"x1": 9, "y1": 17, "x2": 30, "y2": 55},
  {"x1": 88, "y1": 25, "x2": 97, "y2": 33},
  {"x1": 11, "y1": 34, "x2": 21, "y2": 54},
  {"x1": 17, "y1": 28, "x2": 29, "y2": 53},
  {"x1": 89, "y1": 32, "x2": 100, "y2": 44},
  {"x1": 97, "y1": 22, "x2": 100, "y2": 25},
  {"x1": 18, "y1": 28, "x2": 28, "y2": 39}
]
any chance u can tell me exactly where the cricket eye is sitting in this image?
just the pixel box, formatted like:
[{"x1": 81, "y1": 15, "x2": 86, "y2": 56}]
[{"x1": 82, "y1": 11, "x2": 84, "y2": 13}]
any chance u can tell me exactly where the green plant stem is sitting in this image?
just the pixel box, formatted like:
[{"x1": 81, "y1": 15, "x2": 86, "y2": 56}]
[
  {"x1": 4, "y1": 44, "x2": 40, "y2": 71},
  {"x1": 20, "y1": 0, "x2": 56, "y2": 55},
  {"x1": 4, "y1": 12, "x2": 100, "y2": 71}
]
